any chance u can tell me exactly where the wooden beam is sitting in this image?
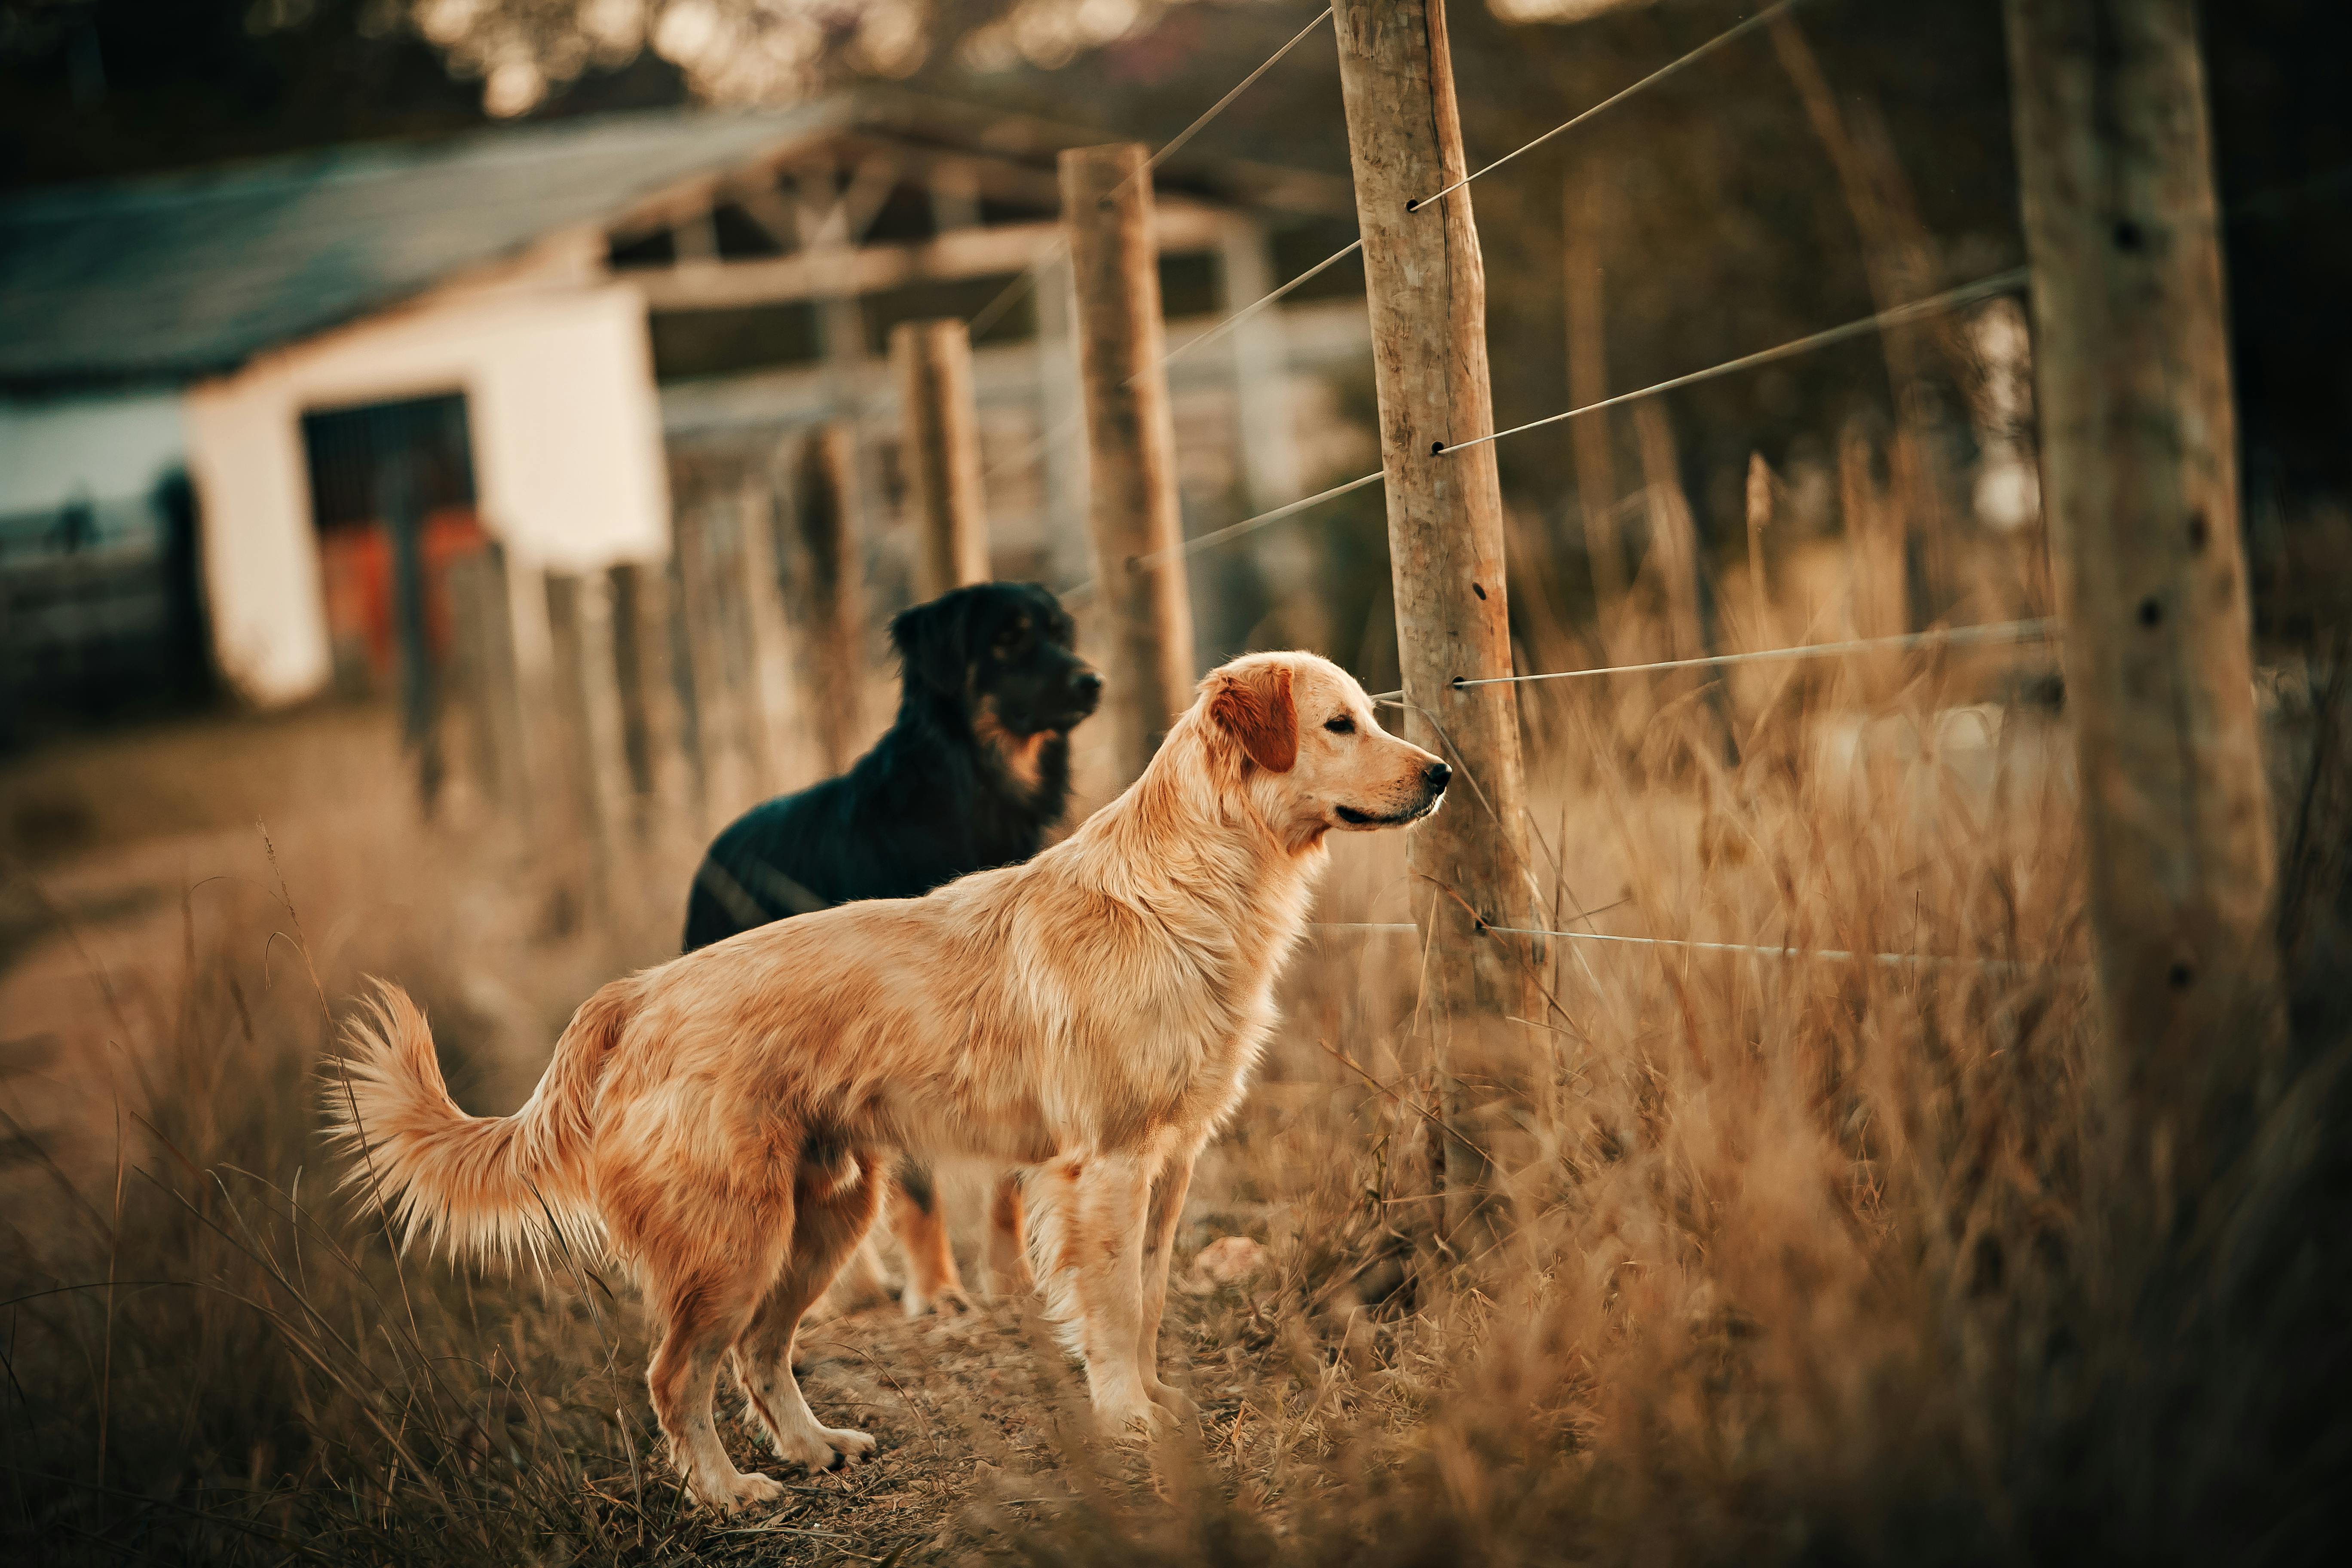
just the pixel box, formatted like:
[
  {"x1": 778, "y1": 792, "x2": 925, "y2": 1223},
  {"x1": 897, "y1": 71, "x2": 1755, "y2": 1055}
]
[
  {"x1": 1335, "y1": 0, "x2": 1540, "y2": 1237},
  {"x1": 892, "y1": 318, "x2": 992, "y2": 598},
  {"x1": 1061, "y1": 143, "x2": 1195, "y2": 785},
  {"x1": 631, "y1": 207, "x2": 1233, "y2": 313},
  {"x1": 790, "y1": 424, "x2": 870, "y2": 778}
]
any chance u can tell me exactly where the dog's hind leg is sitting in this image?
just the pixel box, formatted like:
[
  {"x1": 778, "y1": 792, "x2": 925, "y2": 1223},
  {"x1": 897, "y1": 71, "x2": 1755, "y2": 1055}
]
[
  {"x1": 885, "y1": 1155, "x2": 970, "y2": 1317},
  {"x1": 737, "y1": 1147, "x2": 888, "y2": 1470},
  {"x1": 1134, "y1": 1141, "x2": 1204, "y2": 1419},
  {"x1": 980, "y1": 1169, "x2": 1032, "y2": 1298},
  {"x1": 644, "y1": 1253, "x2": 785, "y2": 1512}
]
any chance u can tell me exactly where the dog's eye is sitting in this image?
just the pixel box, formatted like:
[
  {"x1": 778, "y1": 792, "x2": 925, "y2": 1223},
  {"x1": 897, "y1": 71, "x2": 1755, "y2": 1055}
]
[{"x1": 1324, "y1": 715, "x2": 1356, "y2": 735}]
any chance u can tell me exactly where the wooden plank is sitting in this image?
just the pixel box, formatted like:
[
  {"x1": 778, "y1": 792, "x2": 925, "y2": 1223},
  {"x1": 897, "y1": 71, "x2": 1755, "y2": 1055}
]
[
  {"x1": 891, "y1": 318, "x2": 992, "y2": 598},
  {"x1": 734, "y1": 476, "x2": 804, "y2": 796},
  {"x1": 791, "y1": 424, "x2": 870, "y2": 778},
  {"x1": 543, "y1": 570, "x2": 629, "y2": 905},
  {"x1": 1060, "y1": 143, "x2": 1196, "y2": 785},
  {"x1": 632, "y1": 206, "x2": 1234, "y2": 313},
  {"x1": 2005, "y1": 0, "x2": 2285, "y2": 1170},
  {"x1": 1032, "y1": 245, "x2": 1093, "y2": 588},
  {"x1": 1335, "y1": 0, "x2": 1540, "y2": 1235},
  {"x1": 669, "y1": 490, "x2": 754, "y2": 823},
  {"x1": 446, "y1": 543, "x2": 531, "y2": 827},
  {"x1": 608, "y1": 558, "x2": 687, "y2": 841}
]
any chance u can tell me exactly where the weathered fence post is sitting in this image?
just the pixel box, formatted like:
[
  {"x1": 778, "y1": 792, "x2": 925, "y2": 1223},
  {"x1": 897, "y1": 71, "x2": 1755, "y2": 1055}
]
[
  {"x1": 1335, "y1": 0, "x2": 1541, "y2": 1235},
  {"x1": 2004, "y1": 0, "x2": 2285, "y2": 1187},
  {"x1": 670, "y1": 490, "x2": 751, "y2": 822},
  {"x1": 734, "y1": 477, "x2": 802, "y2": 795},
  {"x1": 791, "y1": 423, "x2": 869, "y2": 778},
  {"x1": 608, "y1": 558, "x2": 685, "y2": 841},
  {"x1": 447, "y1": 541, "x2": 530, "y2": 827},
  {"x1": 543, "y1": 569, "x2": 629, "y2": 905},
  {"x1": 1060, "y1": 143, "x2": 1196, "y2": 785},
  {"x1": 891, "y1": 319, "x2": 992, "y2": 600}
]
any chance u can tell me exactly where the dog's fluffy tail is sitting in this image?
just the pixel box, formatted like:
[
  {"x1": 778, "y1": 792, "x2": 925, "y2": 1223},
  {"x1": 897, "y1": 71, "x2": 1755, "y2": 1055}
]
[{"x1": 323, "y1": 979, "x2": 628, "y2": 1266}]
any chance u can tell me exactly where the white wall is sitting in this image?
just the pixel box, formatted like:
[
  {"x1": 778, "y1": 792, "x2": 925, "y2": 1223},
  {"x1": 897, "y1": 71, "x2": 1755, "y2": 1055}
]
[
  {"x1": 184, "y1": 277, "x2": 668, "y2": 705},
  {"x1": 0, "y1": 389, "x2": 187, "y2": 514}
]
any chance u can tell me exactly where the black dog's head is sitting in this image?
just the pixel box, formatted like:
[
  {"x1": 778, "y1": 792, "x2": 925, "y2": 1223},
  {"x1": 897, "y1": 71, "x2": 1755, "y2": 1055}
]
[{"x1": 889, "y1": 582, "x2": 1101, "y2": 740}]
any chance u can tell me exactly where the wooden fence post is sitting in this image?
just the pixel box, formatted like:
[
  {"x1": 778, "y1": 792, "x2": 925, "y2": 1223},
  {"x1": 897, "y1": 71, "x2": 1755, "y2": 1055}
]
[
  {"x1": 791, "y1": 423, "x2": 870, "y2": 778},
  {"x1": 1335, "y1": 0, "x2": 1541, "y2": 1235},
  {"x1": 734, "y1": 477, "x2": 802, "y2": 796},
  {"x1": 447, "y1": 542, "x2": 530, "y2": 827},
  {"x1": 670, "y1": 492, "x2": 752, "y2": 822},
  {"x1": 1060, "y1": 143, "x2": 1196, "y2": 785},
  {"x1": 543, "y1": 569, "x2": 629, "y2": 905},
  {"x1": 891, "y1": 318, "x2": 992, "y2": 600},
  {"x1": 608, "y1": 558, "x2": 685, "y2": 841},
  {"x1": 2004, "y1": 0, "x2": 2285, "y2": 1187}
]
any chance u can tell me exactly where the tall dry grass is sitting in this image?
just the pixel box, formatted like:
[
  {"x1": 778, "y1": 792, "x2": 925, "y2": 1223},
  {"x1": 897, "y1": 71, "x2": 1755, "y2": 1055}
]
[{"x1": 3, "y1": 607, "x2": 2346, "y2": 1566}]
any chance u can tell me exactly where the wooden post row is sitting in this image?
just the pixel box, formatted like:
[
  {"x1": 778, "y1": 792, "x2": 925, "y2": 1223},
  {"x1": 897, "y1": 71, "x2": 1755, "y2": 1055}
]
[
  {"x1": 1059, "y1": 143, "x2": 1196, "y2": 786},
  {"x1": 2003, "y1": 0, "x2": 2285, "y2": 1178},
  {"x1": 1333, "y1": 0, "x2": 1540, "y2": 1232},
  {"x1": 891, "y1": 318, "x2": 992, "y2": 599}
]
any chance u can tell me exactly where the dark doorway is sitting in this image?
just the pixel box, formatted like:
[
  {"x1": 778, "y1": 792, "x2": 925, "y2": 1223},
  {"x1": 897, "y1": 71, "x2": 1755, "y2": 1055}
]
[{"x1": 300, "y1": 392, "x2": 486, "y2": 696}]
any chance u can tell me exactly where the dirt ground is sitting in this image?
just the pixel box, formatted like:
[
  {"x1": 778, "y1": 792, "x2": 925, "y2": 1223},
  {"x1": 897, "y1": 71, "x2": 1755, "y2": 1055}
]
[{"x1": 0, "y1": 697, "x2": 1319, "y2": 1565}]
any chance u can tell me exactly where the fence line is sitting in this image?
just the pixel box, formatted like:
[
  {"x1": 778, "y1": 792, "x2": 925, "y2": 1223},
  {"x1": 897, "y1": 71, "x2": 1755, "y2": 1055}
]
[
  {"x1": 1158, "y1": 237, "x2": 1364, "y2": 372},
  {"x1": 1408, "y1": 0, "x2": 1805, "y2": 212},
  {"x1": 1312, "y1": 922, "x2": 2061, "y2": 976},
  {"x1": 1106, "y1": 7, "x2": 1335, "y2": 206},
  {"x1": 978, "y1": 12, "x2": 1343, "y2": 481},
  {"x1": 1075, "y1": 267, "x2": 2030, "y2": 594},
  {"x1": 967, "y1": 243, "x2": 1056, "y2": 339},
  {"x1": 1436, "y1": 617, "x2": 2059, "y2": 693},
  {"x1": 1434, "y1": 269, "x2": 2030, "y2": 456}
]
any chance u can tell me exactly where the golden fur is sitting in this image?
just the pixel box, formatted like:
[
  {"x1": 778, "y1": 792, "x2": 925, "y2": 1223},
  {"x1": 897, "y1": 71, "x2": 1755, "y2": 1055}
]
[{"x1": 325, "y1": 652, "x2": 1447, "y2": 1512}]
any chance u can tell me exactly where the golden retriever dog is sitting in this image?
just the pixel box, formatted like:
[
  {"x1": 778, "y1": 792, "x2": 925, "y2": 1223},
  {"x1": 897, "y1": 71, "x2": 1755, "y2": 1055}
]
[{"x1": 326, "y1": 651, "x2": 1448, "y2": 1512}]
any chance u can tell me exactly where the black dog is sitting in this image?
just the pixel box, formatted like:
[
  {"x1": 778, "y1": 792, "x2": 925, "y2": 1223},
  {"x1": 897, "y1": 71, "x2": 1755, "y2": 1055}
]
[{"x1": 680, "y1": 580, "x2": 1101, "y2": 1311}]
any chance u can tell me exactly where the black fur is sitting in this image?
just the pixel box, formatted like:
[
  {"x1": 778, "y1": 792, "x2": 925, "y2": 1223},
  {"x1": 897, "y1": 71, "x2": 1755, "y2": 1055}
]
[{"x1": 682, "y1": 582, "x2": 1099, "y2": 952}]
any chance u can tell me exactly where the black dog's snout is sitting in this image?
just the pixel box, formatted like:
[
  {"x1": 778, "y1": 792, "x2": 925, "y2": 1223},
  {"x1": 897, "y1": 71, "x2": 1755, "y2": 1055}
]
[
  {"x1": 1424, "y1": 761, "x2": 1452, "y2": 793},
  {"x1": 1069, "y1": 668, "x2": 1104, "y2": 702}
]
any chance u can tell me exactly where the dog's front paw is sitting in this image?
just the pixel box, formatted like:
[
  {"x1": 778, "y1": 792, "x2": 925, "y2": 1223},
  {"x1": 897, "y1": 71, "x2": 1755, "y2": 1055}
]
[
  {"x1": 771, "y1": 1424, "x2": 874, "y2": 1473},
  {"x1": 818, "y1": 1424, "x2": 877, "y2": 1462},
  {"x1": 693, "y1": 1467, "x2": 783, "y2": 1513},
  {"x1": 901, "y1": 1284, "x2": 971, "y2": 1320},
  {"x1": 1146, "y1": 1379, "x2": 1200, "y2": 1421},
  {"x1": 1091, "y1": 1391, "x2": 1166, "y2": 1441}
]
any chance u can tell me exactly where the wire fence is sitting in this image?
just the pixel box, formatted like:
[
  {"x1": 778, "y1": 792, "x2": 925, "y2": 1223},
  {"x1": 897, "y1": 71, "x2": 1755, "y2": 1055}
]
[
  {"x1": 1314, "y1": 922, "x2": 2065, "y2": 977},
  {"x1": 971, "y1": 3, "x2": 2070, "y2": 990}
]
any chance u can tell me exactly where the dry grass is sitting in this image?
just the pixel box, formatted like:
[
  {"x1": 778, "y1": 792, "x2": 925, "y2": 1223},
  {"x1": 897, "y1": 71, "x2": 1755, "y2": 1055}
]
[{"x1": 2, "y1": 611, "x2": 2346, "y2": 1567}]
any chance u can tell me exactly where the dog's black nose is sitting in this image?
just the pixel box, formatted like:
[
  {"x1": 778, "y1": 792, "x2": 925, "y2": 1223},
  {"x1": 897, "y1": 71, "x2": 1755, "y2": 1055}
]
[
  {"x1": 1070, "y1": 669, "x2": 1104, "y2": 701},
  {"x1": 1425, "y1": 761, "x2": 1452, "y2": 792}
]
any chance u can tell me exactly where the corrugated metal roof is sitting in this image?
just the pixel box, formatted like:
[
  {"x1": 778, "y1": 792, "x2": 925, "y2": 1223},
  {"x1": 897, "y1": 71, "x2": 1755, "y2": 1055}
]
[{"x1": 0, "y1": 102, "x2": 843, "y2": 390}]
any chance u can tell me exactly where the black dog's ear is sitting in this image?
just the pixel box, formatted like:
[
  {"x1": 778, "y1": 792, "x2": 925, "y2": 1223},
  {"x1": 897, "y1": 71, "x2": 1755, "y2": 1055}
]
[{"x1": 890, "y1": 594, "x2": 975, "y2": 698}]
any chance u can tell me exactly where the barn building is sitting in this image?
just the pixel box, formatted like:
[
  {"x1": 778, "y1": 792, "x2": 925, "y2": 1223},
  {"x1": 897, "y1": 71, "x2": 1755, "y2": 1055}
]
[{"x1": 0, "y1": 92, "x2": 1367, "y2": 726}]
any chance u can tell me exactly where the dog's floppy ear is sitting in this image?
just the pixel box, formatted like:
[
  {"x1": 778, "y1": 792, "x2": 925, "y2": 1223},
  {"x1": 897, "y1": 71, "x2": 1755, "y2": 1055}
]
[
  {"x1": 1207, "y1": 662, "x2": 1297, "y2": 773},
  {"x1": 889, "y1": 593, "x2": 974, "y2": 698}
]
